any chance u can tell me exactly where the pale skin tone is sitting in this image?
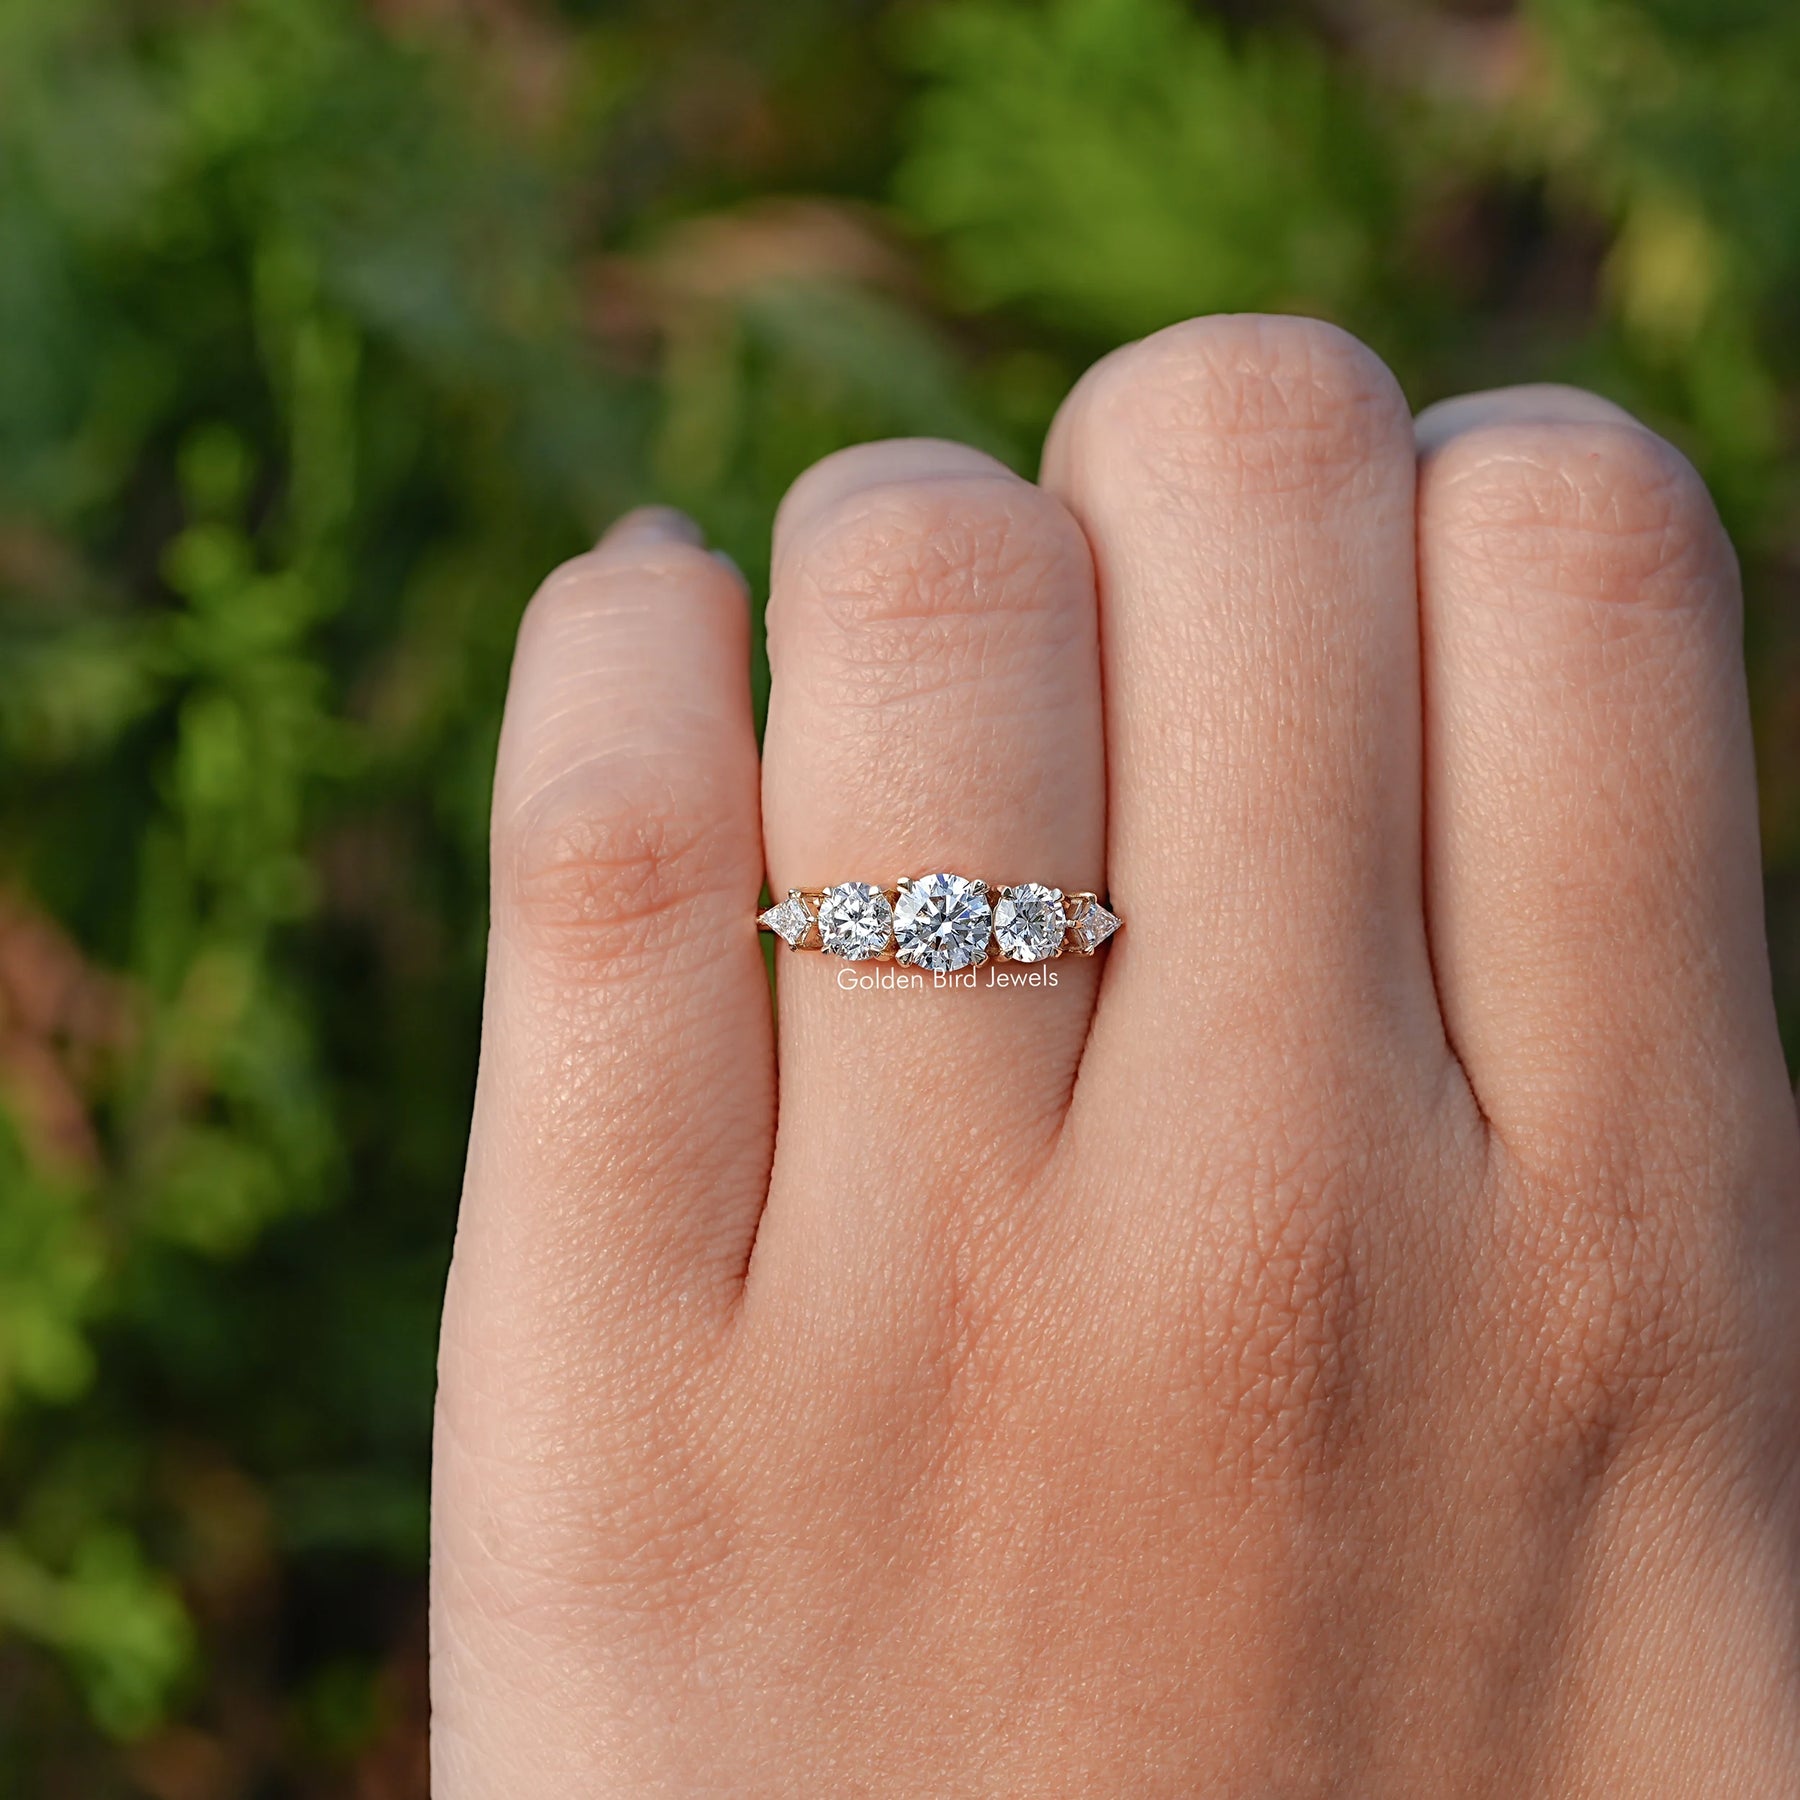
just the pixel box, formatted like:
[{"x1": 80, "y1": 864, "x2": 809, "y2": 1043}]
[{"x1": 431, "y1": 315, "x2": 1800, "y2": 1794}]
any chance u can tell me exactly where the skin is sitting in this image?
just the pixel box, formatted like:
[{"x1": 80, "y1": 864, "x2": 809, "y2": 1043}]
[{"x1": 430, "y1": 315, "x2": 1800, "y2": 1795}]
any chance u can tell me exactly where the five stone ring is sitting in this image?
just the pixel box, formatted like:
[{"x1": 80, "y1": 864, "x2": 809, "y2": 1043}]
[{"x1": 758, "y1": 873, "x2": 1121, "y2": 972}]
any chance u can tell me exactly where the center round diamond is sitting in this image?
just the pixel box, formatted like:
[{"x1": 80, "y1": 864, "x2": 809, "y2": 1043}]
[
  {"x1": 993, "y1": 882, "x2": 1065, "y2": 962},
  {"x1": 817, "y1": 881, "x2": 893, "y2": 960},
  {"x1": 893, "y1": 872, "x2": 991, "y2": 972}
]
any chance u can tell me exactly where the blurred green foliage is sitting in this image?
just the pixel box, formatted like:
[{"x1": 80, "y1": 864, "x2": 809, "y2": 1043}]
[{"x1": 1, "y1": 0, "x2": 1797, "y2": 1789}]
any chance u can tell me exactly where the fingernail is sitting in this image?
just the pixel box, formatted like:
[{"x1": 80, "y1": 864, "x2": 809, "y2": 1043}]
[
  {"x1": 712, "y1": 548, "x2": 746, "y2": 585},
  {"x1": 599, "y1": 505, "x2": 705, "y2": 550}
]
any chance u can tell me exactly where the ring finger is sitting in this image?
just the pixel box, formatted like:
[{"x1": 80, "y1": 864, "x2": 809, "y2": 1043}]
[{"x1": 750, "y1": 439, "x2": 1106, "y2": 1297}]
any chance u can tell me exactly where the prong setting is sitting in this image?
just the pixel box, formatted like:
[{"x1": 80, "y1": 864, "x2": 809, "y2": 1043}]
[
  {"x1": 757, "y1": 888, "x2": 817, "y2": 950},
  {"x1": 893, "y1": 871, "x2": 993, "y2": 973},
  {"x1": 993, "y1": 883, "x2": 1067, "y2": 963},
  {"x1": 1065, "y1": 893, "x2": 1121, "y2": 955},
  {"x1": 763, "y1": 875, "x2": 1119, "y2": 970},
  {"x1": 816, "y1": 880, "x2": 894, "y2": 960}
]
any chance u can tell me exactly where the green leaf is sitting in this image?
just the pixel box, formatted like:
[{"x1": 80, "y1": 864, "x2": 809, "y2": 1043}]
[{"x1": 896, "y1": 0, "x2": 1400, "y2": 337}]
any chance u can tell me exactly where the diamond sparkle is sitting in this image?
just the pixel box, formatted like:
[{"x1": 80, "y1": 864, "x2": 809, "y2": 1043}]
[
  {"x1": 1067, "y1": 896, "x2": 1121, "y2": 954},
  {"x1": 817, "y1": 881, "x2": 894, "y2": 960},
  {"x1": 993, "y1": 883, "x2": 1065, "y2": 962},
  {"x1": 757, "y1": 890, "x2": 815, "y2": 949},
  {"x1": 893, "y1": 872, "x2": 991, "y2": 972}
]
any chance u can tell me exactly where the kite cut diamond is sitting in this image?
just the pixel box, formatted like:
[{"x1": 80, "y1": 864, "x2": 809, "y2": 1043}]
[
  {"x1": 1067, "y1": 896, "x2": 1121, "y2": 954},
  {"x1": 894, "y1": 872, "x2": 992, "y2": 972},
  {"x1": 817, "y1": 881, "x2": 893, "y2": 960},
  {"x1": 758, "y1": 890, "x2": 815, "y2": 950},
  {"x1": 993, "y1": 883, "x2": 1066, "y2": 962}
]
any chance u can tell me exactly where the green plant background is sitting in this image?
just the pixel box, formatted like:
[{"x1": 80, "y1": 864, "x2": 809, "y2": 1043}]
[{"x1": 2, "y1": 0, "x2": 1797, "y2": 1791}]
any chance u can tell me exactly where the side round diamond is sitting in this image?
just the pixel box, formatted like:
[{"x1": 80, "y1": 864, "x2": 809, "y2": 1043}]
[
  {"x1": 893, "y1": 872, "x2": 991, "y2": 972},
  {"x1": 817, "y1": 881, "x2": 893, "y2": 960},
  {"x1": 993, "y1": 883, "x2": 1065, "y2": 962}
]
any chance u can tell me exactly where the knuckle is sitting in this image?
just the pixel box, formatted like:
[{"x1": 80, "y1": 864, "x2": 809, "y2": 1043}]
[
  {"x1": 494, "y1": 548, "x2": 754, "y2": 979},
  {"x1": 1196, "y1": 1125, "x2": 1373, "y2": 1480},
  {"x1": 1423, "y1": 418, "x2": 1734, "y2": 608},
  {"x1": 775, "y1": 438, "x2": 1006, "y2": 534},
  {"x1": 1075, "y1": 313, "x2": 1411, "y2": 498},
  {"x1": 778, "y1": 475, "x2": 1092, "y2": 706},
  {"x1": 1496, "y1": 1149, "x2": 1736, "y2": 1470},
  {"x1": 1219, "y1": 1220, "x2": 1362, "y2": 1472},
  {"x1": 495, "y1": 751, "x2": 743, "y2": 975}
]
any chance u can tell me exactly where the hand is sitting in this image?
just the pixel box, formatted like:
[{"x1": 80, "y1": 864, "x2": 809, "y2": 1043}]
[{"x1": 430, "y1": 315, "x2": 1800, "y2": 1795}]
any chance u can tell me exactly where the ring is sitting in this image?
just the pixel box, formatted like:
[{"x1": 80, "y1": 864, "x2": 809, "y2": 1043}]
[{"x1": 758, "y1": 874, "x2": 1121, "y2": 970}]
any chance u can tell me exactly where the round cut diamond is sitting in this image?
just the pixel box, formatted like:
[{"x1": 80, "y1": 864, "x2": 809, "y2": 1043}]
[
  {"x1": 817, "y1": 881, "x2": 893, "y2": 960},
  {"x1": 993, "y1": 883, "x2": 1065, "y2": 962},
  {"x1": 893, "y1": 872, "x2": 991, "y2": 972}
]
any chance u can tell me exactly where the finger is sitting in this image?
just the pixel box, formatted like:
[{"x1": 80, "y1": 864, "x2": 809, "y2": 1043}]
[
  {"x1": 752, "y1": 439, "x2": 1104, "y2": 1282},
  {"x1": 1415, "y1": 385, "x2": 1793, "y2": 1159},
  {"x1": 1040, "y1": 315, "x2": 1444, "y2": 1173},
  {"x1": 433, "y1": 508, "x2": 772, "y2": 1788},
  {"x1": 446, "y1": 506, "x2": 771, "y2": 1362}
]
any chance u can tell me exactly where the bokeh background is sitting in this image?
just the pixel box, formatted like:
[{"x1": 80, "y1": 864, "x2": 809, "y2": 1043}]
[{"x1": 2, "y1": 0, "x2": 1798, "y2": 1791}]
